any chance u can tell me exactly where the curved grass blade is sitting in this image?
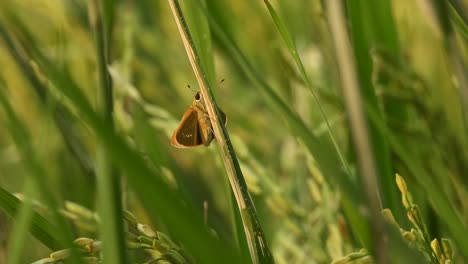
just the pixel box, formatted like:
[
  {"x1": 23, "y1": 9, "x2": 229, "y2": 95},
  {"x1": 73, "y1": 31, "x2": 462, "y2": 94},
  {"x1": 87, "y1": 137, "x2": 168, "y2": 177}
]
[
  {"x1": 17, "y1": 31, "x2": 241, "y2": 264},
  {"x1": 0, "y1": 186, "x2": 61, "y2": 251},
  {"x1": 263, "y1": 0, "x2": 350, "y2": 176},
  {"x1": 1, "y1": 6, "x2": 240, "y2": 263},
  {"x1": 194, "y1": 0, "x2": 367, "y2": 243},
  {"x1": 7, "y1": 181, "x2": 36, "y2": 264},
  {"x1": 448, "y1": 0, "x2": 468, "y2": 39},
  {"x1": 0, "y1": 20, "x2": 95, "y2": 178},
  {"x1": 0, "y1": 83, "x2": 81, "y2": 264}
]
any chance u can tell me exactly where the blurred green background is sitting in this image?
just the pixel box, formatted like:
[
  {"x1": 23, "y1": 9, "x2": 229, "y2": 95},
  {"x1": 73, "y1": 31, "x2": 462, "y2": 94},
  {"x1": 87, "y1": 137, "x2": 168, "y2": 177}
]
[{"x1": 0, "y1": 0, "x2": 467, "y2": 263}]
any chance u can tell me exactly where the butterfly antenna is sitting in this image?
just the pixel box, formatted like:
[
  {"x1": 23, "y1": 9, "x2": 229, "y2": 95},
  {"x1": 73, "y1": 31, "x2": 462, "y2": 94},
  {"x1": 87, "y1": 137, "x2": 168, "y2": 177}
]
[
  {"x1": 187, "y1": 79, "x2": 225, "y2": 92},
  {"x1": 186, "y1": 84, "x2": 198, "y2": 93},
  {"x1": 216, "y1": 78, "x2": 225, "y2": 87}
]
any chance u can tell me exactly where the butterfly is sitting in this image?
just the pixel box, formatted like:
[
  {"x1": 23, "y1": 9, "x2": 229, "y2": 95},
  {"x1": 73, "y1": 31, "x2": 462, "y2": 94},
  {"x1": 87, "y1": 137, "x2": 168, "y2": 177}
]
[{"x1": 171, "y1": 92, "x2": 226, "y2": 148}]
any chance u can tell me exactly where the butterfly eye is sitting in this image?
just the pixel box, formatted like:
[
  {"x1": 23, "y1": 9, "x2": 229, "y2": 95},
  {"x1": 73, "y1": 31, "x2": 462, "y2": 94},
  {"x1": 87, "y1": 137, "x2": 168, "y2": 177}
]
[{"x1": 194, "y1": 92, "x2": 201, "y2": 101}]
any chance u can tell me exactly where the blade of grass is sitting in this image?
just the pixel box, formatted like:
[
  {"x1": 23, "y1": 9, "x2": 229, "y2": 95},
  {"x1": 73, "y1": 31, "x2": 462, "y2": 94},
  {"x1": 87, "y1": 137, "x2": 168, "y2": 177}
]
[
  {"x1": 167, "y1": 1, "x2": 273, "y2": 263},
  {"x1": 417, "y1": 0, "x2": 468, "y2": 226},
  {"x1": 448, "y1": 0, "x2": 468, "y2": 39},
  {"x1": 7, "y1": 181, "x2": 36, "y2": 264},
  {"x1": 0, "y1": 19, "x2": 95, "y2": 178},
  {"x1": 184, "y1": 0, "x2": 215, "y2": 83},
  {"x1": 1, "y1": 6, "x2": 241, "y2": 263},
  {"x1": 202, "y1": 0, "x2": 360, "y2": 196},
  {"x1": 54, "y1": 75, "x2": 240, "y2": 263},
  {"x1": 182, "y1": 0, "x2": 247, "y2": 260},
  {"x1": 326, "y1": 1, "x2": 387, "y2": 262},
  {"x1": 263, "y1": 0, "x2": 350, "y2": 177},
  {"x1": 0, "y1": 186, "x2": 60, "y2": 251},
  {"x1": 345, "y1": 0, "x2": 401, "y2": 220},
  {"x1": 427, "y1": 0, "x2": 468, "y2": 126},
  {"x1": 9, "y1": 17, "x2": 241, "y2": 262},
  {"x1": 194, "y1": 0, "x2": 370, "y2": 245},
  {"x1": 88, "y1": 0, "x2": 127, "y2": 263},
  {"x1": 366, "y1": 103, "x2": 468, "y2": 261},
  {"x1": 262, "y1": 0, "x2": 375, "y2": 247},
  {"x1": 0, "y1": 84, "x2": 81, "y2": 264},
  {"x1": 448, "y1": 0, "x2": 468, "y2": 25},
  {"x1": 102, "y1": 0, "x2": 116, "y2": 44}
]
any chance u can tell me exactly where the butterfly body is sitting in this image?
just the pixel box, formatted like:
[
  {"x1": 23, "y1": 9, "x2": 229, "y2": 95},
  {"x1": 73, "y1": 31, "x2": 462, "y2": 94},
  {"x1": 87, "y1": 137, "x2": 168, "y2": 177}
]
[{"x1": 171, "y1": 92, "x2": 226, "y2": 148}]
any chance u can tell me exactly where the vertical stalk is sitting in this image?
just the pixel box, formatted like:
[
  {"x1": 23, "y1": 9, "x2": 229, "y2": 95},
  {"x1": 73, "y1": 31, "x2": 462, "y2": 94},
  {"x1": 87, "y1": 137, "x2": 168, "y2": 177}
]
[
  {"x1": 89, "y1": 1, "x2": 126, "y2": 263},
  {"x1": 167, "y1": 0, "x2": 274, "y2": 263},
  {"x1": 326, "y1": 0, "x2": 387, "y2": 263}
]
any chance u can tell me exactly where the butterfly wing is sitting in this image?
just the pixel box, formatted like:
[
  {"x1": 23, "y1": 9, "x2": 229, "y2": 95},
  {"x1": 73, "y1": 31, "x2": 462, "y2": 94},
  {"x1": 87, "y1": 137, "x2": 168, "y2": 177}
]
[{"x1": 171, "y1": 108, "x2": 203, "y2": 148}]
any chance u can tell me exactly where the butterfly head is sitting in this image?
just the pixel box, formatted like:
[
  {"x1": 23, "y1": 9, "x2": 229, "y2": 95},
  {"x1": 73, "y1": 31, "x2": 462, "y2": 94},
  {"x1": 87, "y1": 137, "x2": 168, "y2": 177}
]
[{"x1": 194, "y1": 92, "x2": 201, "y2": 101}]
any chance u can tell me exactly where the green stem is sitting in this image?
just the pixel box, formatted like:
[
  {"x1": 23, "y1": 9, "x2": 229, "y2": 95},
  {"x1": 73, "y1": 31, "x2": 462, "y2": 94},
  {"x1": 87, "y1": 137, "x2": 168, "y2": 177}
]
[
  {"x1": 89, "y1": 0, "x2": 126, "y2": 263},
  {"x1": 326, "y1": 0, "x2": 387, "y2": 262},
  {"x1": 167, "y1": 1, "x2": 274, "y2": 263}
]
